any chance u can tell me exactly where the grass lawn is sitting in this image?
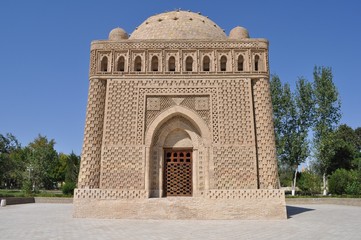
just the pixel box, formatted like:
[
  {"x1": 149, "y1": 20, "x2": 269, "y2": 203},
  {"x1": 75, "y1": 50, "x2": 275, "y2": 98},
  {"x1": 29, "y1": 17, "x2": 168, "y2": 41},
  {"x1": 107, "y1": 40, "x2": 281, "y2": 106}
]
[{"x1": 0, "y1": 189, "x2": 72, "y2": 198}]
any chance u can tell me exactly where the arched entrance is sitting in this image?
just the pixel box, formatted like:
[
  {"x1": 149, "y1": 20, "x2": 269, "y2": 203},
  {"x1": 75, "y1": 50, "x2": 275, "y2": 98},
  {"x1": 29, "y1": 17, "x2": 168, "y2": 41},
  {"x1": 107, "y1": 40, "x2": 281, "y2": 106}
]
[{"x1": 144, "y1": 107, "x2": 211, "y2": 198}]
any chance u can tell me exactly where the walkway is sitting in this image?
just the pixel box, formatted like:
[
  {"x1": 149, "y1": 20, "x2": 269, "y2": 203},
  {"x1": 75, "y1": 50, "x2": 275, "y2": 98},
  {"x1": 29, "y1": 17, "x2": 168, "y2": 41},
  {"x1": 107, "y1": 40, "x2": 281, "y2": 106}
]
[{"x1": 0, "y1": 203, "x2": 360, "y2": 239}]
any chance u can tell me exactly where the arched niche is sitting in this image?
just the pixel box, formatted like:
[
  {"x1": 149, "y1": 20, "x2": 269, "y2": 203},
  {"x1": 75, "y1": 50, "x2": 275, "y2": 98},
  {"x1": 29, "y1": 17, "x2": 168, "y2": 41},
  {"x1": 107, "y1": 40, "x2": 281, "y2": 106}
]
[
  {"x1": 144, "y1": 108, "x2": 211, "y2": 198},
  {"x1": 145, "y1": 105, "x2": 211, "y2": 147}
]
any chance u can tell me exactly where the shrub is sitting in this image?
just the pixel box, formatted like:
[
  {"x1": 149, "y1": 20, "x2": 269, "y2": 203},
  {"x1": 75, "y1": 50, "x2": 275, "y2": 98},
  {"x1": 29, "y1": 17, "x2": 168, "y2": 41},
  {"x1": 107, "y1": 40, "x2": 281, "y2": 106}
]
[
  {"x1": 62, "y1": 182, "x2": 76, "y2": 195},
  {"x1": 345, "y1": 169, "x2": 361, "y2": 195},
  {"x1": 328, "y1": 169, "x2": 357, "y2": 195},
  {"x1": 298, "y1": 171, "x2": 322, "y2": 195},
  {"x1": 346, "y1": 181, "x2": 361, "y2": 195},
  {"x1": 279, "y1": 168, "x2": 294, "y2": 187},
  {"x1": 21, "y1": 180, "x2": 33, "y2": 195}
]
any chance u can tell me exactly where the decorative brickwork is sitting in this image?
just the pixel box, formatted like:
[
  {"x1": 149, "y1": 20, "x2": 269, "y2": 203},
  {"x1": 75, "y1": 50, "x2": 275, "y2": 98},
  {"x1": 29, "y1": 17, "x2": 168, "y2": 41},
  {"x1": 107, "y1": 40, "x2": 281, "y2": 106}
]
[
  {"x1": 74, "y1": 189, "x2": 147, "y2": 199},
  {"x1": 213, "y1": 146, "x2": 257, "y2": 189},
  {"x1": 91, "y1": 41, "x2": 268, "y2": 53},
  {"x1": 75, "y1": 10, "x2": 285, "y2": 220},
  {"x1": 100, "y1": 146, "x2": 144, "y2": 189},
  {"x1": 201, "y1": 189, "x2": 284, "y2": 200},
  {"x1": 252, "y1": 79, "x2": 279, "y2": 188},
  {"x1": 218, "y1": 79, "x2": 253, "y2": 145},
  {"x1": 103, "y1": 80, "x2": 138, "y2": 145},
  {"x1": 145, "y1": 95, "x2": 211, "y2": 130},
  {"x1": 92, "y1": 46, "x2": 267, "y2": 76},
  {"x1": 137, "y1": 83, "x2": 218, "y2": 144},
  {"x1": 78, "y1": 79, "x2": 106, "y2": 189}
]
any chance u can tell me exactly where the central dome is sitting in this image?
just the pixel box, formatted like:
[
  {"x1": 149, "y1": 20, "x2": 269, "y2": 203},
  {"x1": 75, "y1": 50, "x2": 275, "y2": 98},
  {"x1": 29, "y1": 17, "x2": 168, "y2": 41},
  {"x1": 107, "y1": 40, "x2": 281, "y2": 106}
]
[{"x1": 129, "y1": 11, "x2": 227, "y2": 40}]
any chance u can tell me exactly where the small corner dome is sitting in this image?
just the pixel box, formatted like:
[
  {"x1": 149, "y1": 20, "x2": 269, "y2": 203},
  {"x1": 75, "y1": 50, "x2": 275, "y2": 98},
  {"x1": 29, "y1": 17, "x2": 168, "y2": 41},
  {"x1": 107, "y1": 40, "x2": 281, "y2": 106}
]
[
  {"x1": 108, "y1": 27, "x2": 128, "y2": 40},
  {"x1": 229, "y1": 26, "x2": 249, "y2": 39}
]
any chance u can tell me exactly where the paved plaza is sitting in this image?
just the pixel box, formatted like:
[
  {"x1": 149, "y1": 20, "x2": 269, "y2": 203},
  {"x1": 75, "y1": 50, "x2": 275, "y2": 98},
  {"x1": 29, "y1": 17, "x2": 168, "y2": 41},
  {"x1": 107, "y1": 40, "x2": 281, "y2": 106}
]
[{"x1": 0, "y1": 203, "x2": 360, "y2": 240}]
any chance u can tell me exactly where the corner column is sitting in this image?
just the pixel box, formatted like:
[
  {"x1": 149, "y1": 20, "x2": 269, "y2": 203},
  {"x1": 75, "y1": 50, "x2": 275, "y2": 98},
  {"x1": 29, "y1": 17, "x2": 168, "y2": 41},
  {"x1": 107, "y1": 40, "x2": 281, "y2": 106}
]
[{"x1": 77, "y1": 78, "x2": 107, "y2": 189}]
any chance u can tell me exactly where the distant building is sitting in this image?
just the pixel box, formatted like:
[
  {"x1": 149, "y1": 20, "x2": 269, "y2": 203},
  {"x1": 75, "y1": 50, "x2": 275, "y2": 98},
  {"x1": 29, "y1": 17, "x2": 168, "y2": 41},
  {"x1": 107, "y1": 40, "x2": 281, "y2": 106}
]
[{"x1": 74, "y1": 10, "x2": 286, "y2": 219}]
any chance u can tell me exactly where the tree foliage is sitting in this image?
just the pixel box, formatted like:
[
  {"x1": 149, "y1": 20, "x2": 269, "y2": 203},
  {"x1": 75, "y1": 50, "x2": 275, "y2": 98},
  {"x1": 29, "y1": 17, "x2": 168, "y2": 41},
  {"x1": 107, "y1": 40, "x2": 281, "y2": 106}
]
[
  {"x1": 298, "y1": 170, "x2": 322, "y2": 195},
  {"x1": 65, "y1": 152, "x2": 80, "y2": 184},
  {"x1": 269, "y1": 67, "x2": 361, "y2": 196},
  {"x1": 0, "y1": 133, "x2": 25, "y2": 188},
  {"x1": 328, "y1": 169, "x2": 360, "y2": 195},
  {"x1": 311, "y1": 66, "x2": 342, "y2": 194},
  {"x1": 313, "y1": 66, "x2": 341, "y2": 142},
  {"x1": 270, "y1": 75, "x2": 285, "y2": 161},
  {"x1": 282, "y1": 78, "x2": 314, "y2": 169},
  {"x1": 1, "y1": 132, "x2": 80, "y2": 193},
  {"x1": 26, "y1": 135, "x2": 59, "y2": 190},
  {"x1": 270, "y1": 75, "x2": 314, "y2": 192}
]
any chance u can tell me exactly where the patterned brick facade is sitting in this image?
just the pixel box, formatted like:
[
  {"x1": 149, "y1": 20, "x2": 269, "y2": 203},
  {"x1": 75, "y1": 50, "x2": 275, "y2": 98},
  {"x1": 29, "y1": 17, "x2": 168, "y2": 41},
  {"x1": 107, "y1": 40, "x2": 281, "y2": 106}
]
[{"x1": 74, "y1": 10, "x2": 286, "y2": 220}]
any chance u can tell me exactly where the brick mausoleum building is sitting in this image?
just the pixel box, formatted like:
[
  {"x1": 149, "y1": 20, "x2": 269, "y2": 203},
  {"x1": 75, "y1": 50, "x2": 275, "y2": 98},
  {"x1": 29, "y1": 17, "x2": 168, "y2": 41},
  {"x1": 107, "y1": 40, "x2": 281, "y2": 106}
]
[{"x1": 73, "y1": 10, "x2": 286, "y2": 219}]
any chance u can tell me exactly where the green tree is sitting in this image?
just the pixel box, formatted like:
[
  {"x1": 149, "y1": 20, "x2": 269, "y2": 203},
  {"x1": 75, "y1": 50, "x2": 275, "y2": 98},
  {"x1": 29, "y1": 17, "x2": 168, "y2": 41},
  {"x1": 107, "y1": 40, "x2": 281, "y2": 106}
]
[
  {"x1": 25, "y1": 135, "x2": 59, "y2": 190},
  {"x1": 313, "y1": 66, "x2": 341, "y2": 195},
  {"x1": 328, "y1": 169, "x2": 359, "y2": 195},
  {"x1": 352, "y1": 127, "x2": 361, "y2": 171},
  {"x1": 53, "y1": 153, "x2": 68, "y2": 186},
  {"x1": 61, "y1": 152, "x2": 80, "y2": 195},
  {"x1": 354, "y1": 127, "x2": 361, "y2": 152},
  {"x1": 283, "y1": 79, "x2": 314, "y2": 195},
  {"x1": 270, "y1": 75, "x2": 294, "y2": 185},
  {"x1": 298, "y1": 170, "x2": 322, "y2": 195},
  {"x1": 329, "y1": 125, "x2": 358, "y2": 173},
  {"x1": 0, "y1": 133, "x2": 25, "y2": 188},
  {"x1": 270, "y1": 77, "x2": 315, "y2": 195},
  {"x1": 54, "y1": 152, "x2": 80, "y2": 186},
  {"x1": 270, "y1": 74, "x2": 285, "y2": 163},
  {"x1": 65, "y1": 152, "x2": 80, "y2": 183}
]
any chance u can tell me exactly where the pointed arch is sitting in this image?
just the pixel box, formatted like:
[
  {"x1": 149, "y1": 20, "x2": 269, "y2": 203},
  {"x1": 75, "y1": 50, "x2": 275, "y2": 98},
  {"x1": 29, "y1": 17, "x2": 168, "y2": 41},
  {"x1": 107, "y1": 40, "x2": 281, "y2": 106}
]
[{"x1": 145, "y1": 105, "x2": 211, "y2": 147}]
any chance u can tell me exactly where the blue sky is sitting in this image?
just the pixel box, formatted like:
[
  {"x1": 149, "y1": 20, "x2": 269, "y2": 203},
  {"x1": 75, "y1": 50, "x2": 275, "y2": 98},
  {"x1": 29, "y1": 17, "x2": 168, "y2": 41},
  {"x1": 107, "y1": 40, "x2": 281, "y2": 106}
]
[{"x1": 0, "y1": 0, "x2": 360, "y2": 154}]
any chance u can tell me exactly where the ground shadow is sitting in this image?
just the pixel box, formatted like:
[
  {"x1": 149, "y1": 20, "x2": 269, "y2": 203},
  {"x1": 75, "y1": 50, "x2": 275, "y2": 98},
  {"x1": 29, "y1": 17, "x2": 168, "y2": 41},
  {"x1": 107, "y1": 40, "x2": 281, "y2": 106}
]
[{"x1": 287, "y1": 205, "x2": 315, "y2": 219}]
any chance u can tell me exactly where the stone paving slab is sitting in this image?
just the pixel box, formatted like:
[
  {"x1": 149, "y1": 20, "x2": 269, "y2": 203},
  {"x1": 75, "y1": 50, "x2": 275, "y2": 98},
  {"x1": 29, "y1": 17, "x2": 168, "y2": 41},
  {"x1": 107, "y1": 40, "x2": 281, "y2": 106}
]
[{"x1": 0, "y1": 203, "x2": 360, "y2": 240}]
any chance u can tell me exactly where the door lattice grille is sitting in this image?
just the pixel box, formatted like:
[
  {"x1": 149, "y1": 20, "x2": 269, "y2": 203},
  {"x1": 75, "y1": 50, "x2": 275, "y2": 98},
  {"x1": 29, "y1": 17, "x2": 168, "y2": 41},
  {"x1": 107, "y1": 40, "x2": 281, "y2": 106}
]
[{"x1": 164, "y1": 149, "x2": 192, "y2": 196}]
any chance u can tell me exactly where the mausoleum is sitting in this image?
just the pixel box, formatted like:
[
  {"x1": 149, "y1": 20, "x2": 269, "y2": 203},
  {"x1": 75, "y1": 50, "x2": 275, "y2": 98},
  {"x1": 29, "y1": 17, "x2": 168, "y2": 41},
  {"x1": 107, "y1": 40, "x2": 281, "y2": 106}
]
[{"x1": 74, "y1": 10, "x2": 286, "y2": 219}]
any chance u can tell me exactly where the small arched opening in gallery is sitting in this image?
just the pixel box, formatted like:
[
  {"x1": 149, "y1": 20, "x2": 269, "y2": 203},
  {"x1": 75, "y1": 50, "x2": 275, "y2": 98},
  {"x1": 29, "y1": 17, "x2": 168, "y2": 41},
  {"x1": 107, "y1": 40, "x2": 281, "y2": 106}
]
[
  {"x1": 151, "y1": 56, "x2": 158, "y2": 72},
  {"x1": 117, "y1": 56, "x2": 125, "y2": 72},
  {"x1": 203, "y1": 56, "x2": 210, "y2": 71},
  {"x1": 220, "y1": 55, "x2": 227, "y2": 71},
  {"x1": 134, "y1": 56, "x2": 142, "y2": 71},
  {"x1": 254, "y1": 55, "x2": 259, "y2": 71},
  {"x1": 100, "y1": 56, "x2": 108, "y2": 72},
  {"x1": 168, "y1": 56, "x2": 176, "y2": 71},
  {"x1": 238, "y1": 55, "x2": 244, "y2": 71},
  {"x1": 186, "y1": 56, "x2": 193, "y2": 71}
]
